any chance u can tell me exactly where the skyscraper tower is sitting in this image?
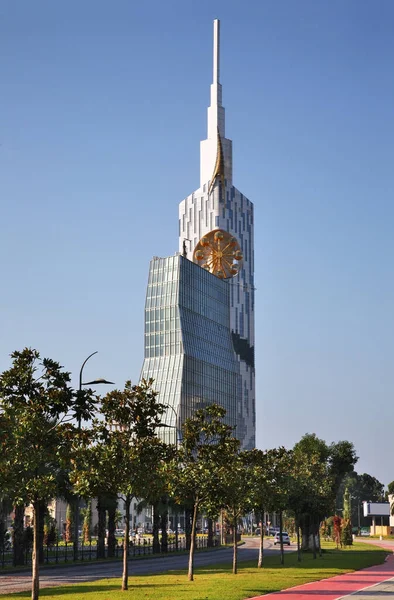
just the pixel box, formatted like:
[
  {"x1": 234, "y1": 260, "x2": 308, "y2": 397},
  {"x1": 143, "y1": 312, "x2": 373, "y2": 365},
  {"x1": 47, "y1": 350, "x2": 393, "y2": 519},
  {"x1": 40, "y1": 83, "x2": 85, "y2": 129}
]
[{"x1": 179, "y1": 19, "x2": 255, "y2": 449}]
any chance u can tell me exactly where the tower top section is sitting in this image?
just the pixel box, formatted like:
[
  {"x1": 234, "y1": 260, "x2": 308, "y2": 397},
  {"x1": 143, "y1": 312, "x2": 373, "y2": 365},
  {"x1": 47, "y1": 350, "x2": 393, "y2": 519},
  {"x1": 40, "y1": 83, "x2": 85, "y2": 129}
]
[
  {"x1": 200, "y1": 19, "x2": 233, "y2": 189},
  {"x1": 206, "y1": 19, "x2": 224, "y2": 140},
  {"x1": 213, "y1": 19, "x2": 220, "y2": 84}
]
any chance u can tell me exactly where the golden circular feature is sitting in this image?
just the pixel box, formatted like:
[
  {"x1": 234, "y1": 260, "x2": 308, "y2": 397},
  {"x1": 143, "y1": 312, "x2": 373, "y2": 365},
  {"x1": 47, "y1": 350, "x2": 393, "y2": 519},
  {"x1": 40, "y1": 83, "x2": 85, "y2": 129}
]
[
  {"x1": 193, "y1": 229, "x2": 243, "y2": 279},
  {"x1": 195, "y1": 250, "x2": 204, "y2": 261}
]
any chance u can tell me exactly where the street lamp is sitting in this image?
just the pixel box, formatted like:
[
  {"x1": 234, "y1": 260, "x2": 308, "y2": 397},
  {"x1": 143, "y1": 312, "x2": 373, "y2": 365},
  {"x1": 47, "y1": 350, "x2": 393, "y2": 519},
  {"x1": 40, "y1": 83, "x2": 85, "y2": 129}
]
[
  {"x1": 73, "y1": 351, "x2": 114, "y2": 561},
  {"x1": 162, "y1": 403, "x2": 180, "y2": 448}
]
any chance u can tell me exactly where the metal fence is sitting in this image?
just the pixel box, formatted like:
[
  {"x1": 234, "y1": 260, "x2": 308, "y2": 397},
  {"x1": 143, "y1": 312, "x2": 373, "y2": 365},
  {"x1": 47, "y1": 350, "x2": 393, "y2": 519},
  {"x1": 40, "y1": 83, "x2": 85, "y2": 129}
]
[{"x1": 0, "y1": 535, "x2": 218, "y2": 568}]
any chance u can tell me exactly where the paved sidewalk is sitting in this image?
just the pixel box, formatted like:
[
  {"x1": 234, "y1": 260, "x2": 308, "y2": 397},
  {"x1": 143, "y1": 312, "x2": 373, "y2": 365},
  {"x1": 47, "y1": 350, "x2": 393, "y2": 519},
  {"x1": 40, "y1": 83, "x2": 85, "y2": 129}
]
[{"x1": 249, "y1": 547, "x2": 394, "y2": 600}]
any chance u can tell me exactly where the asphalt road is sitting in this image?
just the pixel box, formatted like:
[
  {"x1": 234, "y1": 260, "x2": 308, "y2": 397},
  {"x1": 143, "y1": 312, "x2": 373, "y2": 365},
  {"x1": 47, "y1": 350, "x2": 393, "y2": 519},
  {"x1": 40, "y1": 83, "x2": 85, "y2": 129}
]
[{"x1": 0, "y1": 537, "x2": 293, "y2": 595}]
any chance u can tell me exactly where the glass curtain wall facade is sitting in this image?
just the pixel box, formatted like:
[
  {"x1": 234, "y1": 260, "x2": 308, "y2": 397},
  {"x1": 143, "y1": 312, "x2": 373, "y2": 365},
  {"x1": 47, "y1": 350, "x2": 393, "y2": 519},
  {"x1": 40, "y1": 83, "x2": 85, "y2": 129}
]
[{"x1": 140, "y1": 254, "x2": 240, "y2": 443}]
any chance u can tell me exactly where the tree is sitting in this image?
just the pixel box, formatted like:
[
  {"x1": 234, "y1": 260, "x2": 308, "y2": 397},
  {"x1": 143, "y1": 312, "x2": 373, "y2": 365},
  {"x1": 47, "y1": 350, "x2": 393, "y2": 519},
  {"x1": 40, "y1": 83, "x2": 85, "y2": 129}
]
[
  {"x1": 71, "y1": 378, "x2": 169, "y2": 591},
  {"x1": 218, "y1": 449, "x2": 254, "y2": 574},
  {"x1": 341, "y1": 487, "x2": 353, "y2": 547},
  {"x1": 292, "y1": 434, "x2": 357, "y2": 554},
  {"x1": 0, "y1": 348, "x2": 96, "y2": 600},
  {"x1": 168, "y1": 404, "x2": 236, "y2": 581},
  {"x1": 249, "y1": 448, "x2": 293, "y2": 567},
  {"x1": 265, "y1": 448, "x2": 294, "y2": 565},
  {"x1": 337, "y1": 471, "x2": 384, "y2": 529}
]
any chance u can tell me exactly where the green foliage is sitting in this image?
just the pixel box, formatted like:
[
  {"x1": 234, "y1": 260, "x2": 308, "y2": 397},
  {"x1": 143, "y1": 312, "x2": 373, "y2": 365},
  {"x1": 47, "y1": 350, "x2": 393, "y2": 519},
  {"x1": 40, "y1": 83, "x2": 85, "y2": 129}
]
[
  {"x1": 291, "y1": 434, "x2": 357, "y2": 551},
  {"x1": 0, "y1": 348, "x2": 97, "y2": 599},
  {"x1": 341, "y1": 519, "x2": 353, "y2": 547},
  {"x1": 0, "y1": 348, "x2": 96, "y2": 507},
  {"x1": 388, "y1": 481, "x2": 394, "y2": 495},
  {"x1": 343, "y1": 487, "x2": 352, "y2": 522},
  {"x1": 168, "y1": 403, "x2": 238, "y2": 579},
  {"x1": 336, "y1": 471, "x2": 384, "y2": 527},
  {"x1": 169, "y1": 404, "x2": 238, "y2": 514},
  {"x1": 70, "y1": 378, "x2": 171, "y2": 591}
]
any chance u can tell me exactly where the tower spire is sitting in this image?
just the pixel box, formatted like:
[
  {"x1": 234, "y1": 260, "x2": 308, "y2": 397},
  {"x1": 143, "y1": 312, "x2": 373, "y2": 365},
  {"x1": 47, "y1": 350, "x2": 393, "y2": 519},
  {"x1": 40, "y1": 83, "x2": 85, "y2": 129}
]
[
  {"x1": 207, "y1": 19, "x2": 224, "y2": 138},
  {"x1": 200, "y1": 18, "x2": 232, "y2": 188},
  {"x1": 213, "y1": 18, "x2": 220, "y2": 85}
]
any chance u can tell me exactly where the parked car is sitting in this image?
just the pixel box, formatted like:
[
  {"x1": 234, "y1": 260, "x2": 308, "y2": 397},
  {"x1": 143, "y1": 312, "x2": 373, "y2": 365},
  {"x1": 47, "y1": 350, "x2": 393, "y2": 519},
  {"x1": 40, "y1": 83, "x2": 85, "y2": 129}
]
[
  {"x1": 177, "y1": 528, "x2": 185, "y2": 534},
  {"x1": 115, "y1": 529, "x2": 124, "y2": 537},
  {"x1": 360, "y1": 529, "x2": 370, "y2": 537},
  {"x1": 273, "y1": 531, "x2": 290, "y2": 546},
  {"x1": 254, "y1": 528, "x2": 261, "y2": 536}
]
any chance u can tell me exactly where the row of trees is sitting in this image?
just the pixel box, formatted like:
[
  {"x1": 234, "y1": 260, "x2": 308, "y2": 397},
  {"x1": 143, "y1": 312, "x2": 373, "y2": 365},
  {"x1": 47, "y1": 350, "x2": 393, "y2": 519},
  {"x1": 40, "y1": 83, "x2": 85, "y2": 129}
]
[{"x1": 0, "y1": 349, "x2": 360, "y2": 599}]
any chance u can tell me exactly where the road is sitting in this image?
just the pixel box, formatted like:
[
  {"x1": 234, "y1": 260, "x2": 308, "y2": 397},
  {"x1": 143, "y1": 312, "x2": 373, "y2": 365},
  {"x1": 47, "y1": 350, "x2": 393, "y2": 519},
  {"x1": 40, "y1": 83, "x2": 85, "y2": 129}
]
[{"x1": 0, "y1": 537, "x2": 292, "y2": 595}]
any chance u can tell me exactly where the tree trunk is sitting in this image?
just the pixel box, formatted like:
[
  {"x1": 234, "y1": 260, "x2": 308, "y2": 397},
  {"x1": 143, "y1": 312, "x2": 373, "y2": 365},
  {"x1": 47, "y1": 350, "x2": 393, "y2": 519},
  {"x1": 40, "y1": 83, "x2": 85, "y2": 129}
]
[
  {"x1": 300, "y1": 514, "x2": 312, "y2": 551},
  {"x1": 73, "y1": 494, "x2": 79, "y2": 562},
  {"x1": 174, "y1": 506, "x2": 179, "y2": 550},
  {"x1": 185, "y1": 506, "x2": 192, "y2": 551},
  {"x1": 257, "y1": 509, "x2": 264, "y2": 568},
  {"x1": 31, "y1": 501, "x2": 40, "y2": 600},
  {"x1": 232, "y1": 514, "x2": 238, "y2": 574},
  {"x1": 279, "y1": 510, "x2": 284, "y2": 565},
  {"x1": 312, "y1": 516, "x2": 317, "y2": 559},
  {"x1": 107, "y1": 500, "x2": 116, "y2": 558},
  {"x1": 318, "y1": 524, "x2": 322, "y2": 557},
  {"x1": 96, "y1": 497, "x2": 106, "y2": 559},
  {"x1": 160, "y1": 500, "x2": 168, "y2": 553},
  {"x1": 38, "y1": 500, "x2": 45, "y2": 565},
  {"x1": 122, "y1": 496, "x2": 130, "y2": 591},
  {"x1": 152, "y1": 503, "x2": 160, "y2": 554},
  {"x1": 296, "y1": 518, "x2": 301, "y2": 562},
  {"x1": 188, "y1": 501, "x2": 198, "y2": 581},
  {"x1": 13, "y1": 503, "x2": 25, "y2": 566},
  {"x1": 207, "y1": 518, "x2": 213, "y2": 548},
  {"x1": 0, "y1": 517, "x2": 5, "y2": 550}
]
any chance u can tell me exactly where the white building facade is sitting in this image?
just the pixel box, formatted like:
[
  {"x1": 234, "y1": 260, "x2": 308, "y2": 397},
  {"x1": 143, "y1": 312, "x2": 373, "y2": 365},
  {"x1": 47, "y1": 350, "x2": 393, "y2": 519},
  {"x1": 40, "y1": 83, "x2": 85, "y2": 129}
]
[{"x1": 178, "y1": 20, "x2": 255, "y2": 449}]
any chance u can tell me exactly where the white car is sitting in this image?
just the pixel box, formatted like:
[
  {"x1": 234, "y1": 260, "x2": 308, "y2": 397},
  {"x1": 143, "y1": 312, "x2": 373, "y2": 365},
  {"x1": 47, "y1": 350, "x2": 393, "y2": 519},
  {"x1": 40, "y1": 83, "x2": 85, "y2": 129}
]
[{"x1": 273, "y1": 531, "x2": 290, "y2": 546}]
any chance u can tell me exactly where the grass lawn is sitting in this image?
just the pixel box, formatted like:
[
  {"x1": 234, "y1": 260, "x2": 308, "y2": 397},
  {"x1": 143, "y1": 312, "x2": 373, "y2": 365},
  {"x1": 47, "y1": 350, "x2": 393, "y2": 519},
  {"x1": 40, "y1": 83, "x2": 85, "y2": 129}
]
[{"x1": 1, "y1": 542, "x2": 388, "y2": 600}]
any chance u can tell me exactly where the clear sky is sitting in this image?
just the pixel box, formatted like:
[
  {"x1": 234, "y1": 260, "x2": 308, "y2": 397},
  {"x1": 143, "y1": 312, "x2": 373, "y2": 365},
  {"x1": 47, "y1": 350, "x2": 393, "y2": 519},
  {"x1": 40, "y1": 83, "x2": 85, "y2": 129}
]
[{"x1": 1, "y1": 1, "x2": 393, "y2": 487}]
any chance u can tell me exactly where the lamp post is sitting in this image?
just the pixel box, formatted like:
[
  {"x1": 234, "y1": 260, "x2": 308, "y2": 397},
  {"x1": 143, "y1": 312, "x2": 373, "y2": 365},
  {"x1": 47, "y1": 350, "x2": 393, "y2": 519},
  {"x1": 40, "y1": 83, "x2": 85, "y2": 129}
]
[
  {"x1": 163, "y1": 403, "x2": 180, "y2": 448},
  {"x1": 73, "y1": 351, "x2": 114, "y2": 561}
]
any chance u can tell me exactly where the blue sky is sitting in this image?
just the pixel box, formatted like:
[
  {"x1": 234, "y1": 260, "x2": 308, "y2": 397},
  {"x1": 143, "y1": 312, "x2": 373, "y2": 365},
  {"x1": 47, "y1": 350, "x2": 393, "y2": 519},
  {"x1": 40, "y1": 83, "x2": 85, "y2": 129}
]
[{"x1": 1, "y1": 0, "x2": 393, "y2": 487}]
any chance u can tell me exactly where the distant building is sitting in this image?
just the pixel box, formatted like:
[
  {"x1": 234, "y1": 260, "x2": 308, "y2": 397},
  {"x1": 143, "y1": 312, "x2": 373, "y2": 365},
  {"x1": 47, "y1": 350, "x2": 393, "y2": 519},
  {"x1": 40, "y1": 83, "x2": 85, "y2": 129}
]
[
  {"x1": 140, "y1": 19, "x2": 256, "y2": 448},
  {"x1": 178, "y1": 19, "x2": 255, "y2": 448}
]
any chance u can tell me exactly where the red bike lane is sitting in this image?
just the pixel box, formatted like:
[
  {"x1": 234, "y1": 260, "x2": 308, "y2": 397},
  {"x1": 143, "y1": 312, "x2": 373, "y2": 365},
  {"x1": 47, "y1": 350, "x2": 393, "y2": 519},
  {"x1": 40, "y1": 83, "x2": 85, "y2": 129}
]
[{"x1": 249, "y1": 541, "x2": 394, "y2": 600}]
